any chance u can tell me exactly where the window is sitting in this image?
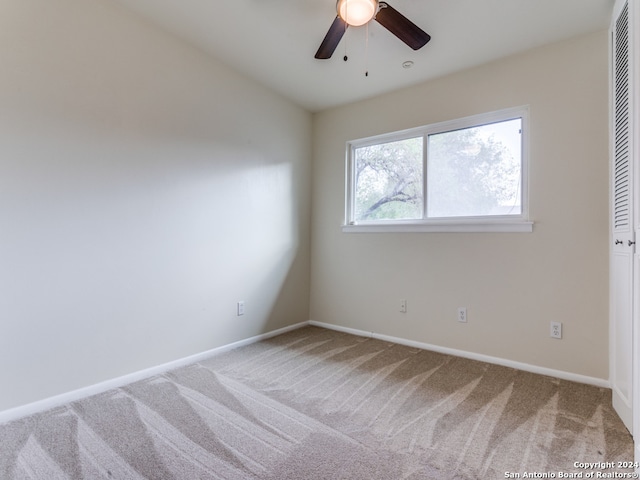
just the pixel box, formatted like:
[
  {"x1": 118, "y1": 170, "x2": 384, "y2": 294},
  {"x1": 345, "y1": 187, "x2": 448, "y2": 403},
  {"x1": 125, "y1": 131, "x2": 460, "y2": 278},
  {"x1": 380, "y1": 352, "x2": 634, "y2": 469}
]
[{"x1": 344, "y1": 106, "x2": 532, "y2": 233}]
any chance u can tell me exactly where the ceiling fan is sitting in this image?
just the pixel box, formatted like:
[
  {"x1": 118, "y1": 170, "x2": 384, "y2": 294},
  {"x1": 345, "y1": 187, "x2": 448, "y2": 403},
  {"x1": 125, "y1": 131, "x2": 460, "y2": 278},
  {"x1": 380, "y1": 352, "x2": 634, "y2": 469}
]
[{"x1": 315, "y1": 0, "x2": 431, "y2": 60}]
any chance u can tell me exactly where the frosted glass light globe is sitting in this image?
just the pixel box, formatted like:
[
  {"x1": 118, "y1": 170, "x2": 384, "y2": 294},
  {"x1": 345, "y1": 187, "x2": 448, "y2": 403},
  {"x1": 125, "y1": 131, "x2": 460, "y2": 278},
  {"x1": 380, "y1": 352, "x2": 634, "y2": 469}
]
[{"x1": 337, "y1": 0, "x2": 378, "y2": 27}]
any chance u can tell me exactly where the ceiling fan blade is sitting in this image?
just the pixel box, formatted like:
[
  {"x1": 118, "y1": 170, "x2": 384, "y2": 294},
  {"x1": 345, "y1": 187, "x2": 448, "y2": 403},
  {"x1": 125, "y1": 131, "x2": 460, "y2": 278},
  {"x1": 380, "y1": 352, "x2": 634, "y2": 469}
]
[
  {"x1": 315, "y1": 16, "x2": 348, "y2": 59},
  {"x1": 375, "y1": 2, "x2": 431, "y2": 50}
]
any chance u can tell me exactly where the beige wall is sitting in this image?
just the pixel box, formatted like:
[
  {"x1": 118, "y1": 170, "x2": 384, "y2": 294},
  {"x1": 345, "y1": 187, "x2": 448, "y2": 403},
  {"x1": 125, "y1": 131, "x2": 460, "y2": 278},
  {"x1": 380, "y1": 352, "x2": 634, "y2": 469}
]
[
  {"x1": 310, "y1": 31, "x2": 609, "y2": 379},
  {"x1": 0, "y1": 0, "x2": 610, "y2": 413},
  {"x1": 0, "y1": 0, "x2": 312, "y2": 411}
]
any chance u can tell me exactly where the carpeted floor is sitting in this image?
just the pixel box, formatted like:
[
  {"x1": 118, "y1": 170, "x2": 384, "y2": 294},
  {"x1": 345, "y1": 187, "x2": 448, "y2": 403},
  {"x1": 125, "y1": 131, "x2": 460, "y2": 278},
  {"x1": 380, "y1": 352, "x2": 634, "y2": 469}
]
[{"x1": 0, "y1": 326, "x2": 634, "y2": 479}]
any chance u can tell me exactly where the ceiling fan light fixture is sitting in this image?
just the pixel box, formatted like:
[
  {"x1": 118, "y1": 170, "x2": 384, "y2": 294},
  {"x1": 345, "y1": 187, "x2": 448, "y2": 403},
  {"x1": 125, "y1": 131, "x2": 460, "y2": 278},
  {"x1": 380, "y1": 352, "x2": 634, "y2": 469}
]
[{"x1": 337, "y1": 0, "x2": 378, "y2": 27}]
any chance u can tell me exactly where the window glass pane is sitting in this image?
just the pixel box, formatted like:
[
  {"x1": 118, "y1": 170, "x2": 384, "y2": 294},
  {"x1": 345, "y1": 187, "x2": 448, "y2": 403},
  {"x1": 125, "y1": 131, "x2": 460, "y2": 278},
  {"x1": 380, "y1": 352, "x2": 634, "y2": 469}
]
[
  {"x1": 354, "y1": 137, "x2": 423, "y2": 221},
  {"x1": 427, "y1": 119, "x2": 522, "y2": 218}
]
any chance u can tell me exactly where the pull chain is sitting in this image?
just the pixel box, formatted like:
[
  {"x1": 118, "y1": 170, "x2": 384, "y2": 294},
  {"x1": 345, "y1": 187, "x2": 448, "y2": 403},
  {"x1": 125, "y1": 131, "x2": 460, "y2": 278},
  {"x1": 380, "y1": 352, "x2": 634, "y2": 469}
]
[
  {"x1": 343, "y1": 30, "x2": 348, "y2": 62},
  {"x1": 364, "y1": 22, "x2": 369, "y2": 76},
  {"x1": 343, "y1": 1, "x2": 349, "y2": 61}
]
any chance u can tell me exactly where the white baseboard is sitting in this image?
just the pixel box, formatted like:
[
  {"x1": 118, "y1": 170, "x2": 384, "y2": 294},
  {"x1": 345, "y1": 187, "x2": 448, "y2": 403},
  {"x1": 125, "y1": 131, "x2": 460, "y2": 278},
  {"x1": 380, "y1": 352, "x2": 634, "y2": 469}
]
[
  {"x1": 0, "y1": 319, "x2": 610, "y2": 425},
  {"x1": 0, "y1": 321, "x2": 309, "y2": 425},
  {"x1": 308, "y1": 320, "x2": 610, "y2": 389}
]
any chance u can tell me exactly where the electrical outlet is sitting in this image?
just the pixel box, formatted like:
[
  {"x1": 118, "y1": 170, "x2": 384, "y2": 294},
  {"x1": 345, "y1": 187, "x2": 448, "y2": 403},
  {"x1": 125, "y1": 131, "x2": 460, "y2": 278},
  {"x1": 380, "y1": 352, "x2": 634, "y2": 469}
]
[
  {"x1": 237, "y1": 301, "x2": 245, "y2": 316},
  {"x1": 550, "y1": 321, "x2": 562, "y2": 339},
  {"x1": 458, "y1": 307, "x2": 467, "y2": 323},
  {"x1": 400, "y1": 299, "x2": 407, "y2": 313}
]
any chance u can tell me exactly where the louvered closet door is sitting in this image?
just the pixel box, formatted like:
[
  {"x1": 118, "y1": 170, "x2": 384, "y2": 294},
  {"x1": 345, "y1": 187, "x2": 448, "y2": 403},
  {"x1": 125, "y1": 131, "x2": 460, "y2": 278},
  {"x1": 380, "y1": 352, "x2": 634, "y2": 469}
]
[{"x1": 611, "y1": 0, "x2": 635, "y2": 435}]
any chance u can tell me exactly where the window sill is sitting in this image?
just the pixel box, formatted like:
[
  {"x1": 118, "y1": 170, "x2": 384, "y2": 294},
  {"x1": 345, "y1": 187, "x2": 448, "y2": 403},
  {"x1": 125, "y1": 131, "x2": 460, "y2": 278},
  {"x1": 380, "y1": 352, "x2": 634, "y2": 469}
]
[{"x1": 342, "y1": 220, "x2": 534, "y2": 233}]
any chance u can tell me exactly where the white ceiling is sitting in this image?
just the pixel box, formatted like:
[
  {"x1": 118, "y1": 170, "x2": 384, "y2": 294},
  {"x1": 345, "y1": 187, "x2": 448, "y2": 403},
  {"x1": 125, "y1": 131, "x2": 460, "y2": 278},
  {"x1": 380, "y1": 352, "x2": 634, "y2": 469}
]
[{"x1": 112, "y1": 0, "x2": 614, "y2": 112}]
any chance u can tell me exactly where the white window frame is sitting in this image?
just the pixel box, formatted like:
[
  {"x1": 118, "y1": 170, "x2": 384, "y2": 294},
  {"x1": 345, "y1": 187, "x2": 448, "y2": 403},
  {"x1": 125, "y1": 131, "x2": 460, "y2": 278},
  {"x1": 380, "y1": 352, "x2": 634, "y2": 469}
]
[{"x1": 343, "y1": 106, "x2": 533, "y2": 233}]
